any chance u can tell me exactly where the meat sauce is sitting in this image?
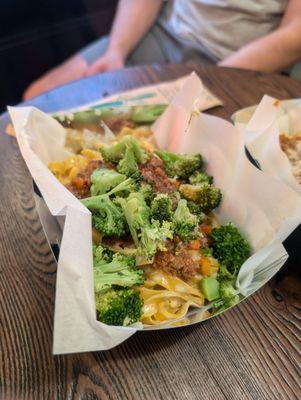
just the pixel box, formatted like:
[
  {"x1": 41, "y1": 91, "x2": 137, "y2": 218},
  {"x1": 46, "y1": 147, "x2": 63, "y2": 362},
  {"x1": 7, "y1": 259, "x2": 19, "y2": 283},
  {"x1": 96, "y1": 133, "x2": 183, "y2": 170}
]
[
  {"x1": 152, "y1": 234, "x2": 209, "y2": 281},
  {"x1": 139, "y1": 155, "x2": 179, "y2": 193},
  {"x1": 65, "y1": 159, "x2": 104, "y2": 199}
]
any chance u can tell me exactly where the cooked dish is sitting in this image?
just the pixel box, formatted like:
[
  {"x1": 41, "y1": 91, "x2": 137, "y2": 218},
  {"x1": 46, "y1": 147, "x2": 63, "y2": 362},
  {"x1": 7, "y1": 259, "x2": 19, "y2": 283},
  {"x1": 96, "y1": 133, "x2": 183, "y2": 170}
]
[
  {"x1": 49, "y1": 115, "x2": 250, "y2": 327},
  {"x1": 280, "y1": 132, "x2": 301, "y2": 184}
]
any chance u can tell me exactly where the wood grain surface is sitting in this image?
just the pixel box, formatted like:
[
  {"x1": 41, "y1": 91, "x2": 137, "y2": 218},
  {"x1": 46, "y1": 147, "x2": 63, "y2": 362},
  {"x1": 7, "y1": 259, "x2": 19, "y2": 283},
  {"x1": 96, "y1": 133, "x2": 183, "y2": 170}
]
[{"x1": 0, "y1": 64, "x2": 300, "y2": 400}]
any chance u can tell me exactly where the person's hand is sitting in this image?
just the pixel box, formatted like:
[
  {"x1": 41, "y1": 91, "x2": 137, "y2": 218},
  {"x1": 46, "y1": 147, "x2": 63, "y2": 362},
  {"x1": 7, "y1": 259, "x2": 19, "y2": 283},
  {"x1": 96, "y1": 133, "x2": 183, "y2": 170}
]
[
  {"x1": 23, "y1": 56, "x2": 88, "y2": 100},
  {"x1": 84, "y1": 49, "x2": 125, "y2": 77}
]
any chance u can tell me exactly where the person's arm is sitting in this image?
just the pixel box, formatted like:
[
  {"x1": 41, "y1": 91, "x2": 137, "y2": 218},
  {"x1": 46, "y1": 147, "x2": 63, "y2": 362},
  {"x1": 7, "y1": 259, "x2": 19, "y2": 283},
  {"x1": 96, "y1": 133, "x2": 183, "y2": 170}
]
[
  {"x1": 85, "y1": 0, "x2": 163, "y2": 76},
  {"x1": 219, "y1": 0, "x2": 301, "y2": 72}
]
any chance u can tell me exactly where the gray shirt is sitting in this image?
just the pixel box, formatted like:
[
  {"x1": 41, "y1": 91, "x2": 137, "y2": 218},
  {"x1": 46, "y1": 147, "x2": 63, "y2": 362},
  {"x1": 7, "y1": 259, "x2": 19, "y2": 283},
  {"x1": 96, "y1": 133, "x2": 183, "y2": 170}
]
[{"x1": 160, "y1": 0, "x2": 288, "y2": 61}]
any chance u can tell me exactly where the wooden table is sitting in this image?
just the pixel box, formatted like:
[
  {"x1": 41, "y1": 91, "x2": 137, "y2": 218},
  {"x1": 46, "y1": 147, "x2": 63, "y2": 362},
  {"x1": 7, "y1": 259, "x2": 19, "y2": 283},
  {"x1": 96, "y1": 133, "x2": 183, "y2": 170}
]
[{"x1": 1, "y1": 64, "x2": 300, "y2": 400}]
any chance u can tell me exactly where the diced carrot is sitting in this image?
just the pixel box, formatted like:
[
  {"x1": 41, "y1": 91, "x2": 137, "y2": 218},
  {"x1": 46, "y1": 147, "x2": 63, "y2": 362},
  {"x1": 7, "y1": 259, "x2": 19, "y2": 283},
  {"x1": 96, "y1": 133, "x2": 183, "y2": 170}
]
[
  {"x1": 200, "y1": 224, "x2": 213, "y2": 236},
  {"x1": 188, "y1": 240, "x2": 201, "y2": 250},
  {"x1": 199, "y1": 257, "x2": 211, "y2": 276},
  {"x1": 73, "y1": 177, "x2": 85, "y2": 189}
]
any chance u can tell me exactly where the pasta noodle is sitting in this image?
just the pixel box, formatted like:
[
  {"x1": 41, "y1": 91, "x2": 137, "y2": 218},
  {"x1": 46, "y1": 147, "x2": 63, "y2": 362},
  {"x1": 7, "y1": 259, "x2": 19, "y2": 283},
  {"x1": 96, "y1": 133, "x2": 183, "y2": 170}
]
[
  {"x1": 48, "y1": 149, "x2": 101, "y2": 185},
  {"x1": 137, "y1": 271, "x2": 205, "y2": 325}
]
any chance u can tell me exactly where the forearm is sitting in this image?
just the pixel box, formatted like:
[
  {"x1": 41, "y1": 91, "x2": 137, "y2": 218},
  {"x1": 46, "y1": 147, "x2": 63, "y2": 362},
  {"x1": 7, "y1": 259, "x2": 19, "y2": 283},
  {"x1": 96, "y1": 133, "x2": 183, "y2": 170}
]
[
  {"x1": 108, "y1": 0, "x2": 163, "y2": 59},
  {"x1": 220, "y1": 23, "x2": 301, "y2": 72}
]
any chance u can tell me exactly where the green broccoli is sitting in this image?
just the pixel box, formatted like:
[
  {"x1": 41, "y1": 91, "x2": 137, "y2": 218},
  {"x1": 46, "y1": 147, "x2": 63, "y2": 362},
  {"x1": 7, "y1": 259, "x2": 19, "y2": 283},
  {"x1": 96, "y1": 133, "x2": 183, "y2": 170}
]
[
  {"x1": 93, "y1": 243, "x2": 113, "y2": 264},
  {"x1": 155, "y1": 150, "x2": 203, "y2": 179},
  {"x1": 140, "y1": 220, "x2": 173, "y2": 259},
  {"x1": 117, "y1": 192, "x2": 173, "y2": 259},
  {"x1": 82, "y1": 195, "x2": 128, "y2": 237},
  {"x1": 211, "y1": 223, "x2": 250, "y2": 275},
  {"x1": 116, "y1": 192, "x2": 150, "y2": 245},
  {"x1": 96, "y1": 288, "x2": 143, "y2": 326},
  {"x1": 90, "y1": 168, "x2": 126, "y2": 196},
  {"x1": 117, "y1": 145, "x2": 139, "y2": 176},
  {"x1": 179, "y1": 183, "x2": 222, "y2": 213},
  {"x1": 189, "y1": 171, "x2": 213, "y2": 185},
  {"x1": 173, "y1": 199, "x2": 199, "y2": 241},
  {"x1": 107, "y1": 175, "x2": 141, "y2": 196},
  {"x1": 139, "y1": 183, "x2": 155, "y2": 206},
  {"x1": 101, "y1": 135, "x2": 147, "y2": 164},
  {"x1": 213, "y1": 280, "x2": 240, "y2": 313},
  {"x1": 187, "y1": 201, "x2": 206, "y2": 223},
  {"x1": 150, "y1": 193, "x2": 173, "y2": 223},
  {"x1": 93, "y1": 245, "x2": 144, "y2": 292}
]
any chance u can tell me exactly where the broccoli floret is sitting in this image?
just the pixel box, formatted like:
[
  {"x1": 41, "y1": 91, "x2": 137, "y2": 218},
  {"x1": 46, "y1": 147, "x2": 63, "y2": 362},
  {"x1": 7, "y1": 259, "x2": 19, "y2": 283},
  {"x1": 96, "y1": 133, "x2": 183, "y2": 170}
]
[
  {"x1": 187, "y1": 201, "x2": 206, "y2": 223},
  {"x1": 117, "y1": 192, "x2": 173, "y2": 259},
  {"x1": 211, "y1": 223, "x2": 250, "y2": 275},
  {"x1": 90, "y1": 168, "x2": 126, "y2": 196},
  {"x1": 96, "y1": 288, "x2": 143, "y2": 326},
  {"x1": 173, "y1": 199, "x2": 199, "y2": 241},
  {"x1": 93, "y1": 245, "x2": 144, "y2": 292},
  {"x1": 101, "y1": 135, "x2": 147, "y2": 164},
  {"x1": 139, "y1": 183, "x2": 155, "y2": 206},
  {"x1": 155, "y1": 150, "x2": 203, "y2": 179},
  {"x1": 93, "y1": 243, "x2": 113, "y2": 264},
  {"x1": 213, "y1": 280, "x2": 240, "y2": 313},
  {"x1": 117, "y1": 145, "x2": 139, "y2": 177},
  {"x1": 82, "y1": 195, "x2": 128, "y2": 237},
  {"x1": 150, "y1": 194, "x2": 173, "y2": 223},
  {"x1": 220, "y1": 280, "x2": 238, "y2": 299},
  {"x1": 107, "y1": 175, "x2": 141, "y2": 197},
  {"x1": 189, "y1": 171, "x2": 213, "y2": 185},
  {"x1": 179, "y1": 183, "x2": 222, "y2": 213},
  {"x1": 139, "y1": 220, "x2": 173, "y2": 259},
  {"x1": 116, "y1": 192, "x2": 150, "y2": 245}
]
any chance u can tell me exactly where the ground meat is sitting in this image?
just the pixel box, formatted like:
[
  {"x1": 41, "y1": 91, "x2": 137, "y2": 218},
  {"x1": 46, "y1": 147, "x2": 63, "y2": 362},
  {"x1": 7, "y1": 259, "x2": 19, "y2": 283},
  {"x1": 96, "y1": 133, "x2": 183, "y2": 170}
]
[
  {"x1": 105, "y1": 117, "x2": 136, "y2": 134},
  {"x1": 66, "y1": 159, "x2": 104, "y2": 199},
  {"x1": 140, "y1": 155, "x2": 180, "y2": 193},
  {"x1": 152, "y1": 240, "x2": 200, "y2": 280},
  {"x1": 103, "y1": 235, "x2": 134, "y2": 248}
]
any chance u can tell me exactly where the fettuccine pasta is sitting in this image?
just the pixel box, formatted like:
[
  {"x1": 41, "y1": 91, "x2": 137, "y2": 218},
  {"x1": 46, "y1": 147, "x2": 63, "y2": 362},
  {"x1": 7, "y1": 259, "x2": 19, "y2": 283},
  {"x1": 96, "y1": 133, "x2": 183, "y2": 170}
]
[{"x1": 138, "y1": 271, "x2": 204, "y2": 325}]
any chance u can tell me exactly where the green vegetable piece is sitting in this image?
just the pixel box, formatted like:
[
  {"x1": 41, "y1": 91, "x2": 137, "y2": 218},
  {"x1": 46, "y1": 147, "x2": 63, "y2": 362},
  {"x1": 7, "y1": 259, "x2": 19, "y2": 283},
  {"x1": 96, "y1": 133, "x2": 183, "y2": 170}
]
[
  {"x1": 189, "y1": 171, "x2": 213, "y2": 185},
  {"x1": 199, "y1": 277, "x2": 220, "y2": 301},
  {"x1": 211, "y1": 223, "x2": 250, "y2": 275},
  {"x1": 96, "y1": 288, "x2": 143, "y2": 326},
  {"x1": 117, "y1": 192, "x2": 173, "y2": 259},
  {"x1": 187, "y1": 201, "x2": 206, "y2": 223},
  {"x1": 82, "y1": 195, "x2": 128, "y2": 237},
  {"x1": 90, "y1": 168, "x2": 126, "y2": 196},
  {"x1": 213, "y1": 280, "x2": 240, "y2": 313},
  {"x1": 155, "y1": 150, "x2": 203, "y2": 179},
  {"x1": 173, "y1": 199, "x2": 199, "y2": 241},
  {"x1": 130, "y1": 104, "x2": 167, "y2": 123},
  {"x1": 117, "y1": 145, "x2": 139, "y2": 176},
  {"x1": 54, "y1": 108, "x2": 126, "y2": 130},
  {"x1": 179, "y1": 183, "x2": 222, "y2": 213},
  {"x1": 150, "y1": 193, "x2": 173, "y2": 223},
  {"x1": 139, "y1": 220, "x2": 173, "y2": 259},
  {"x1": 101, "y1": 135, "x2": 147, "y2": 164},
  {"x1": 139, "y1": 183, "x2": 155, "y2": 206},
  {"x1": 93, "y1": 245, "x2": 144, "y2": 292}
]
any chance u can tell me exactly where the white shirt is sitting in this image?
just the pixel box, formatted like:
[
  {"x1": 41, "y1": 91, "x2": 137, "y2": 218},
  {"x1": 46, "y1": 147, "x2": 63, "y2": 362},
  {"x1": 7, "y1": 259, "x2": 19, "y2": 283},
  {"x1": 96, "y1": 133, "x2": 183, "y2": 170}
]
[{"x1": 161, "y1": 0, "x2": 288, "y2": 60}]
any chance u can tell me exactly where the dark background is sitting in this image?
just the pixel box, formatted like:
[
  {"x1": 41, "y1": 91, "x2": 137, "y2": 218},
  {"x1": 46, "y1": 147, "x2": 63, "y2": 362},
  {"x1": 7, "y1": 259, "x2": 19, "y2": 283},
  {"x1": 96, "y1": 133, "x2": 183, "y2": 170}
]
[{"x1": 0, "y1": 0, "x2": 118, "y2": 111}]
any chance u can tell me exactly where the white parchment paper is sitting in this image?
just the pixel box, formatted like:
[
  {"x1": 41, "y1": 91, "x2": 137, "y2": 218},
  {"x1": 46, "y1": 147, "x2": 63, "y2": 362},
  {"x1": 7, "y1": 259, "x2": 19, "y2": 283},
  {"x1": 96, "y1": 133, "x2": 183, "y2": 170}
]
[
  {"x1": 9, "y1": 73, "x2": 301, "y2": 354},
  {"x1": 233, "y1": 95, "x2": 301, "y2": 196}
]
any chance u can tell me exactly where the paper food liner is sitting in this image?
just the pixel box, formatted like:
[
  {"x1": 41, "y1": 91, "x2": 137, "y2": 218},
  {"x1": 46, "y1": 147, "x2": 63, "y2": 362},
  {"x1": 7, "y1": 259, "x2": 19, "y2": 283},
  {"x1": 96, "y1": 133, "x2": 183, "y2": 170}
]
[
  {"x1": 233, "y1": 95, "x2": 301, "y2": 196},
  {"x1": 9, "y1": 73, "x2": 301, "y2": 354}
]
